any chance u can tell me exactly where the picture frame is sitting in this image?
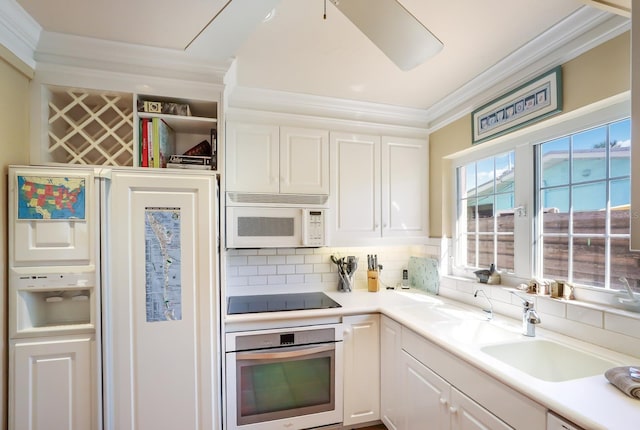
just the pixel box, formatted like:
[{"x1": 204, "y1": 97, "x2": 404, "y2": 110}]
[{"x1": 472, "y1": 66, "x2": 562, "y2": 144}]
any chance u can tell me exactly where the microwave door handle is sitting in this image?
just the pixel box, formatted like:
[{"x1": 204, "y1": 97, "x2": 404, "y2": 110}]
[
  {"x1": 236, "y1": 344, "x2": 334, "y2": 361},
  {"x1": 301, "y1": 209, "x2": 308, "y2": 246}
]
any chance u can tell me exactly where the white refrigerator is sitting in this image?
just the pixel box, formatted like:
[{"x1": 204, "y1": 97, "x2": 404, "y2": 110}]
[{"x1": 8, "y1": 165, "x2": 220, "y2": 430}]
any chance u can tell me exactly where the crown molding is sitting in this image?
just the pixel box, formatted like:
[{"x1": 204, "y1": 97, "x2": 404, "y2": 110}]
[
  {"x1": 228, "y1": 86, "x2": 430, "y2": 130},
  {"x1": 0, "y1": 0, "x2": 40, "y2": 69},
  {"x1": 34, "y1": 31, "x2": 231, "y2": 84},
  {"x1": 226, "y1": 7, "x2": 629, "y2": 134},
  {"x1": 425, "y1": 7, "x2": 630, "y2": 131}
]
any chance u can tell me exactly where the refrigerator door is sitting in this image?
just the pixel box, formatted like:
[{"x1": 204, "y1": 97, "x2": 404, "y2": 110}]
[
  {"x1": 102, "y1": 170, "x2": 219, "y2": 430},
  {"x1": 9, "y1": 166, "x2": 97, "y2": 267}
]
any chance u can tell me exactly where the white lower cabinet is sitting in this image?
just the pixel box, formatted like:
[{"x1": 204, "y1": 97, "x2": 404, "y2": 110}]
[
  {"x1": 380, "y1": 319, "x2": 547, "y2": 430},
  {"x1": 401, "y1": 350, "x2": 511, "y2": 430},
  {"x1": 343, "y1": 314, "x2": 380, "y2": 426},
  {"x1": 10, "y1": 335, "x2": 96, "y2": 430},
  {"x1": 380, "y1": 316, "x2": 402, "y2": 430}
]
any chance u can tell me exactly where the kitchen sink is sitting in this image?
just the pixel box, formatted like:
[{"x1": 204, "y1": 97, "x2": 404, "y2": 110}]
[
  {"x1": 481, "y1": 339, "x2": 619, "y2": 382},
  {"x1": 433, "y1": 319, "x2": 520, "y2": 344}
]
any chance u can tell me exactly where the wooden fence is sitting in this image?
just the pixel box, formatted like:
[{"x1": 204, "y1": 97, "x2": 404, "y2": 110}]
[{"x1": 468, "y1": 210, "x2": 640, "y2": 291}]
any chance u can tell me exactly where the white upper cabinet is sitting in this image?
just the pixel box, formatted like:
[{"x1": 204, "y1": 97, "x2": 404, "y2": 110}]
[
  {"x1": 226, "y1": 122, "x2": 329, "y2": 195},
  {"x1": 280, "y1": 126, "x2": 330, "y2": 194},
  {"x1": 330, "y1": 132, "x2": 382, "y2": 240},
  {"x1": 382, "y1": 136, "x2": 429, "y2": 238},
  {"x1": 330, "y1": 132, "x2": 428, "y2": 244}
]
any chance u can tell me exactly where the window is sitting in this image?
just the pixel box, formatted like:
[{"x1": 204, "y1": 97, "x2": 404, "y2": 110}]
[
  {"x1": 453, "y1": 98, "x2": 640, "y2": 300},
  {"x1": 536, "y1": 118, "x2": 640, "y2": 292},
  {"x1": 457, "y1": 151, "x2": 516, "y2": 272}
]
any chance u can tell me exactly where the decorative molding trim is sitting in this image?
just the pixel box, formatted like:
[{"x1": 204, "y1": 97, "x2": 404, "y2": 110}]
[
  {"x1": 227, "y1": 7, "x2": 629, "y2": 134},
  {"x1": 226, "y1": 105, "x2": 430, "y2": 138},
  {"x1": 228, "y1": 86, "x2": 431, "y2": 130},
  {"x1": 0, "y1": 0, "x2": 40, "y2": 69},
  {"x1": 34, "y1": 31, "x2": 231, "y2": 84},
  {"x1": 425, "y1": 7, "x2": 630, "y2": 131}
]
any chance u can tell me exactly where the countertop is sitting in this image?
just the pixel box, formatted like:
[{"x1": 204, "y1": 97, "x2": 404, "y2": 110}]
[{"x1": 224, "y1": 288, "x2": 640, "y2": 430}]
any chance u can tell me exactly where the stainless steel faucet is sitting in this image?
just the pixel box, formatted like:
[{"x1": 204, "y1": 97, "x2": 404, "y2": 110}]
[
  {"x1": 474, "y1": 289, "x2": 493, "y2": 320},
  {"x1": 510, "y1": 291, "x2": 541, "y2": 337}
]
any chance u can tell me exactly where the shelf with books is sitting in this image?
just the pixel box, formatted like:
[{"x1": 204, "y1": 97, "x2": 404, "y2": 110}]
[{"x1": 135, "y1": 94, "x2": 218, "y2": 169}]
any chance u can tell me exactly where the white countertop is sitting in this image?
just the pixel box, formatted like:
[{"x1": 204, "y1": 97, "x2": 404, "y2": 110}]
[{"x1": 224, "y1": 288, "x2": 640, "y2": 430}]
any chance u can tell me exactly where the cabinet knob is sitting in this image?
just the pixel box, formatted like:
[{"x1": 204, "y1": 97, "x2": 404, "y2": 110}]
[
  {"x1": 439, "y1": 398, "x2": 447, "y2": 406},
  {"x1": 449, "y1": 406, "x2": 458, "y2": 415}
]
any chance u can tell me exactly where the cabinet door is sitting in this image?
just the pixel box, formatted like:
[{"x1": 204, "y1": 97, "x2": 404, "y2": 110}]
[
  {"x1": 11, "y1": 335, "x2": 95, "y2": 430},
  {"x1": 343, "y1": 314, "x2": 380, "y2": 426},
  {"x1": 104, "y1": 171, "x2": 218, "y2": 430},
  {"x1": 226, "y1": 122, "x2": 279, "y2": 192},
  {"x1": 401, "y1": 350, "x2": 449, "y2": 430},
  {"x1": 280, "y1": 126, "x2": 329, "y2": 194},
  {"x1": 381, "y1": 136, "x2": 429, "y2": 238},
  {"x1": 380, "y1": 316, "x2": 402, "y2": 430},
  {"x1": 450, "y1": 387, "x2": 513, "y2": 430},
  {"x1": 330, "y1": 132, "x2": 381, "y2": 242}
]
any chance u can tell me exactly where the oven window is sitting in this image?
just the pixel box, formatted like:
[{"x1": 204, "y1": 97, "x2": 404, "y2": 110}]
[{"x1": 236, "y1": 348, "x2": 335, "y2": 425}]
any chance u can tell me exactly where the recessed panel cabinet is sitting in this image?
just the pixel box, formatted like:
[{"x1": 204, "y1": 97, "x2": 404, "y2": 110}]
[
  {"x1": 225, "y1": 122, "x2": 329, "y2": 195},
  {"x1": 330, "y1": 133, "x2": 428, "y2": 244},
  {"x1": 380, "y1": 316, "x2": 402, "y2": 430},
  {"x1": 380, "y1": 319, "x2": 546, "y2": 430},
  {"x1": 342, "y1": 314, "x2": 380, "y2": 426},
  {"x1": 10, "y1": 335, "x2": 96, "y2": 430}
]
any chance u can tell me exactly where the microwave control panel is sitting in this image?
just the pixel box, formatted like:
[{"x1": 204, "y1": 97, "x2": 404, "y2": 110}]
[{"x1": 306, "y1": 210, "x2": 326, "y2": 246}]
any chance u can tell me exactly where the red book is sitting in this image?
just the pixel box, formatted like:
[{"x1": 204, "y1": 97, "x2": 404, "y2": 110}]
[{"x1": 141, "y1": 118, "x2": 149, "y2": 167}]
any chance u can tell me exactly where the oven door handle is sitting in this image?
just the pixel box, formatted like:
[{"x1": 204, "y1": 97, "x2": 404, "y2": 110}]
[{"x1": 236, "y1": 344, "x2": 335, "y2": 361}]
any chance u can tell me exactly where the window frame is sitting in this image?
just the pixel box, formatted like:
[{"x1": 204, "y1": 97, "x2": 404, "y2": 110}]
[{"x1": 450, "y1": 94, "x2": 630, "y2": 300}]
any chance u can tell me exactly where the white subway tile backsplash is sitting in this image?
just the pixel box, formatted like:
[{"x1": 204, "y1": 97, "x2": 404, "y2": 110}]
[
  {"x1": 537, "y1": 297, "x2": 566, "y2": 318},
  {"x1": 604, "y1": 313, "x2": 640, "y2": 340},
  {"x1": 267, "y1": 255, "x2": 286, "y2": 265},
  {"x1": 567, "y1": 304, "x2": 603, "y2": 328},
  {"x1": 305, "y1": 274, "x2": 322, "y2": 283},
  {"x1": 314, "y1": 263, "x2": 332, "y2": 273},
  {"x1": 267, "y1": 275, "x2": 286, "y2": 285},
  {"x1": 236, "y1": 249, "x2": 258, "y2": 256},
  {"x1": 277, "y1": 265, "x2": 296, "y2": 275},
  {"x1": 286, "y1": 274, "x2": 305, "y2": 284},
  {"x1": 228, "y1": 256, "x2": 248, "y2": 266},
  {"x1": 258, "y1": 265, "x2": 277, "y2": 276},
  {"x1": 286, "y1": 255, "x2": 305, "y2": 265},
  {"x1": 226, "y1": 245, "x2": 433, "y2": 296},
  {"x1": 296, "y1": 264, "x2": 313, "y2": 274},
  {"x1": 249, "y1": 276, "x2": 268, "y2": 285},
  {"x1": 305, "y1": 254, "x2": 323, "y2": 264},
  {"x1": 248, "y1": 256, "x2": 267, "y2": 265},
  {"x1": 238, "y1": 266, "x2": 258, "y2": 276}
]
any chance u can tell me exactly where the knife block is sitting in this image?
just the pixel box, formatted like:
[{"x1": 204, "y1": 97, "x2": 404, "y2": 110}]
[{"x1": 367, "y1": 270, "x2": 379, "y2": 292}]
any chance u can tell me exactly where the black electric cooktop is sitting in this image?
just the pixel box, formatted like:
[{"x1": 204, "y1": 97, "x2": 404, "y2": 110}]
[{"x1": 227, "y1": 292, "x2": 342, "y2": 315}]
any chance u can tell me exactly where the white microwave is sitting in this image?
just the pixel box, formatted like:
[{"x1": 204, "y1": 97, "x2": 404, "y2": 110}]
[{"x1": 226, "y1": 206, "x2": 328, "y2": 248}]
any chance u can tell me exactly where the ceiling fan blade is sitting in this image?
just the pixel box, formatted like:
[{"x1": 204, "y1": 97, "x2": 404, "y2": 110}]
[
  {"x1": 186, "y1": 0, "x2": 282, "y2": 60},
  {"x1": 329, "y1": 0, "x2": 443, "y2": 71}
]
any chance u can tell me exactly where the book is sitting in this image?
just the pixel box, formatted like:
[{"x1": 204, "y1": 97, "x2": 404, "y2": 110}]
[
  {"x1": 183, "y1": 140, "x2": 211, "y2": 156},
  {"x1": 147, "y1": 119, "x2": 154, "y2": 167},
  {"x1": 168, "y1": 154, "x2": 212, "y2": 166},
  {"x1": 140, "y1": 118, "x2": 149, "y2": 167},
  {"x1": 152, "y1": 118, "x2": 176, "y2": 168},
  {"x1": 166, "y1": 163, "x2": 212, "y2": 170}
]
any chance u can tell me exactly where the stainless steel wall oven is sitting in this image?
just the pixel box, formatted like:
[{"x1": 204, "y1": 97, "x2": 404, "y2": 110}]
[{"x1": 225, "y1": 323, "x2": 343, "y2": 429}]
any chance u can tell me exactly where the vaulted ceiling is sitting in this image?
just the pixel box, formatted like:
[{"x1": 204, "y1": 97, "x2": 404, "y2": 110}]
[{"x1": 15, "y1": 0, "x2": 630, "y2": 112}]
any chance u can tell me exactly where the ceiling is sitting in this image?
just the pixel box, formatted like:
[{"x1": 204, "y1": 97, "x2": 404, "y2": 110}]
[{"x1": 16, "y1": 0, "x2": 630, "y2": 111}]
